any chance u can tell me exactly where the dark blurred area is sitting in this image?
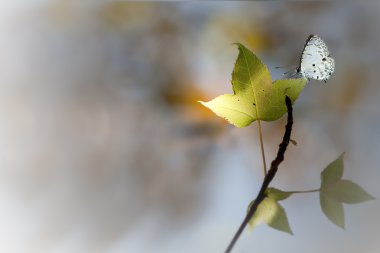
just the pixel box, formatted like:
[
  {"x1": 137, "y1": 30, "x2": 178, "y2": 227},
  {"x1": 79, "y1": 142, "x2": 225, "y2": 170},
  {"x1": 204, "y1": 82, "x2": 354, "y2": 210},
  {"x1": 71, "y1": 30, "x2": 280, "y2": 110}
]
[{"x1": 0, "y1": 1, "x2": 379, "y2": 253}]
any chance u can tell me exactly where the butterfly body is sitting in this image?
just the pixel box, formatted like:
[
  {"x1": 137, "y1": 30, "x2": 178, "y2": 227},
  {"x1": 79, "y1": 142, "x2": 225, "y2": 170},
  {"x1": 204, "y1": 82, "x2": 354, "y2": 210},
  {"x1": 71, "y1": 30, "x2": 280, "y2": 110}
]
[{"x1": 297, "y1": 34, "x2": 335, "y2": 82}]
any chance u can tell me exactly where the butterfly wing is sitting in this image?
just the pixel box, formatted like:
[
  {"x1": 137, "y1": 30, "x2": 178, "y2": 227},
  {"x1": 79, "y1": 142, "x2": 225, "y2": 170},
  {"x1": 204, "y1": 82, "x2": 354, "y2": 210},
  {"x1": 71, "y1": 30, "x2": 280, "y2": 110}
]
[{"x1": 299, "y1": 35, "x2": 335, "y2": 82}]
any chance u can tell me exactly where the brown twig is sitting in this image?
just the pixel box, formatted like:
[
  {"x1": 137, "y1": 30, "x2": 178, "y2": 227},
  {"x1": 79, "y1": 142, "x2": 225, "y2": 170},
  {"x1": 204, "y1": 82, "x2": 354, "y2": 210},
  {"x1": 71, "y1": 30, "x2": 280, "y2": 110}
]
[{"x1": 225, "y1": 96, "x2": 294, "y2": 253}]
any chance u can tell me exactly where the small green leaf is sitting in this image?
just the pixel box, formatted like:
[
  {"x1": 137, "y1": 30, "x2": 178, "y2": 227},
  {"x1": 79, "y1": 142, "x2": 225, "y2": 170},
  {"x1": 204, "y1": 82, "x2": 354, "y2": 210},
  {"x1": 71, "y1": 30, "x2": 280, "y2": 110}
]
[
  {"x1": 319, "y1": 153, "x2": 375, "y2": 228},
  {"x1": 248, "y1": 197, "x2": 293, "y2": 234},
  {"x1": 320, "y1": 193, "x2": 345, "y2": 229},
  {"x1": 321, "y1": 153, "x2": 345, "y2": 187},
  {"x1": 266, "y1": 187, "x2": 293, "y2": 201},
  {"x1": 265, "y1": 200, "x2": 293, "y2": 234},
  {"x1": 325, "y1": 180, "x2": 375, "y2": 204},
  {"x1": 199, "y1": 43, "x2": 306, "y2": 128},
  {"x1": 247, "y1": 199, "x2": 262, "y2": 229}
]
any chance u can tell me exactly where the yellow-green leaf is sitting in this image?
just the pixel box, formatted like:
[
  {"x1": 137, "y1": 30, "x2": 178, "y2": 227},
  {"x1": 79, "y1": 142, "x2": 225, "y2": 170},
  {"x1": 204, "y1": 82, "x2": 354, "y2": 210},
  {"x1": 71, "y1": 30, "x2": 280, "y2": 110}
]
[
  {"x1": 319, "y1": 153, "x2": 374, "y2": 228},
  {"x1": 321, "y1": 153, "x2": 345, "y2": 187},
  {"x1": 199, "y1": 43, "x2": 306, "y2": 128},
  {"x1": 324, "y1": 180, "x2": 375, "y2": 204},
  {"x1": 248, "y1": 197, "x2": 293, "y2": 234},
  {"x1": 320, "y1": 193, "x2": 345, "y2": 229},
  {"x1": 266, "y1": 187, "x2": 293, "y2": 201}
]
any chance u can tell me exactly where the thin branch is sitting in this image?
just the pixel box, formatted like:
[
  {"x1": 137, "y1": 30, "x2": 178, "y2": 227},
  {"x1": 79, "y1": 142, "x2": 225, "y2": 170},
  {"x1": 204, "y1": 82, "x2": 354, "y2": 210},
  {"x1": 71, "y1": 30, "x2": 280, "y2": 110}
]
[{"x1": 225, "y1": 96, "x2": 294, "y2": 253}]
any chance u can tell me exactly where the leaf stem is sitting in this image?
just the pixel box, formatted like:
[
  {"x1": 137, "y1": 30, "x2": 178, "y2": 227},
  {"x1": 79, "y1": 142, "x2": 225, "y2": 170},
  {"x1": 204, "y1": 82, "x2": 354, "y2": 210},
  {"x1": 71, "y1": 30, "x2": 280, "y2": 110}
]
[
  {"x1": 286, "y1": 188, "x2": 320, "y2": 194},
  {"x1": 256, "y1": 118, "x2": 267, "y2": 175},
  {"x1": 225, "y1": 96, "x2": 293, "y2": 253}
]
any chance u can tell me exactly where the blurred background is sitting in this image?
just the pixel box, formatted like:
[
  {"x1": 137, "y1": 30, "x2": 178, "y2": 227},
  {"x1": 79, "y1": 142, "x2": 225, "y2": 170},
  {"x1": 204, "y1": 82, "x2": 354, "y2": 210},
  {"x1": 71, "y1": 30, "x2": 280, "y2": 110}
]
[{"x1": 0, "y1": 1, "x2": 379, "y2": 253}]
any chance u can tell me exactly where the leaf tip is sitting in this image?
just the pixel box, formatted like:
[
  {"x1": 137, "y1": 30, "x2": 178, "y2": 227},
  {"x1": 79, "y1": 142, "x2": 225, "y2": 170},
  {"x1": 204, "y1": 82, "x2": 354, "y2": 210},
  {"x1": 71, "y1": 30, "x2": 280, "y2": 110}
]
[
  {"x1": 232, "y1": 42, "x2": 248, "y2": 53},
  {"x1": 232, "y1": 42, "x2": 242, "y2": 47},
  {"x1": 285, "y1": 226, "x2": 294, "y2": 235},
  {"x1": 198, "y1": 100, "x2": 211, "y2": 109},
  {"x1": 335, "y1": 218, "x2": 345, "y2": 230}
]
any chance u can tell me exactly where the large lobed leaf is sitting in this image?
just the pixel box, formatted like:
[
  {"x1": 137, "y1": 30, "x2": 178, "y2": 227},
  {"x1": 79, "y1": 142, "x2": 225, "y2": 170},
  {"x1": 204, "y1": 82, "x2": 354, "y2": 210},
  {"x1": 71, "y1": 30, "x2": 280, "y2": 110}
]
[{"x1": 200, "y1": 43, "x2": 307, "y2": 128}]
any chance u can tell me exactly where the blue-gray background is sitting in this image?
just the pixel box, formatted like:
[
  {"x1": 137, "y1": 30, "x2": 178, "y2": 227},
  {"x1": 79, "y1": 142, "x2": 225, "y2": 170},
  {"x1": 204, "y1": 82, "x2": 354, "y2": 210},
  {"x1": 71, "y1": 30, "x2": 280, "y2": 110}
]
[{"x1": 0, "y1": 1, "x2": 378, "y2": 253}]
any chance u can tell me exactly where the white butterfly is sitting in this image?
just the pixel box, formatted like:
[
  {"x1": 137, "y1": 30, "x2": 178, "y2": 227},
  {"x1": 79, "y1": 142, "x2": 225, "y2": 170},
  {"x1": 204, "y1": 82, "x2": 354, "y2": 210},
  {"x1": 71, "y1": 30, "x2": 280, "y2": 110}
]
[{"x1": 297, "y1": 34, "x2": 335, "y2": 83}]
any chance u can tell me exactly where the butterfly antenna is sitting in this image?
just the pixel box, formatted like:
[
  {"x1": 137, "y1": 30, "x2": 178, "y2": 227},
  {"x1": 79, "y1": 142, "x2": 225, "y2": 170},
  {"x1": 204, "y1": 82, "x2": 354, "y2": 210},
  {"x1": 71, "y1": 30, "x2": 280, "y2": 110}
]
[
  {"x1": 274, "y1": 65, "x2": 297, "y2": 70},
  {"x1": 285, "y1": 70, "x2": 305, "y2": 79}
]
